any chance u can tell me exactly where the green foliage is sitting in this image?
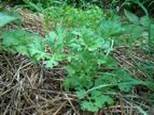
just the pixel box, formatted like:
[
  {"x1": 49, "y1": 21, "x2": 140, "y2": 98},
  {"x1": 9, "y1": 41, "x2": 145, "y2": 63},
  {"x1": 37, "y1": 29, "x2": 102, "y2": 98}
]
[
  {"x1": 124, "y1": 9, "x2": 140, "y2": 24},
  {"x1": 73, "y1": 70, "x2": 141, "y2": 112},
  {"x1": 23, "y1": 0, "x2": 153, "y2": 12},
  {"x1": 98, "y1": 16, "x2": 123, "y2": 38},
  {"x1": 1, "y1": 0, "x2": 154, "y2": 16},
  {"x1": 1, "y1": 6, "x2": 154, "y2": 113},
  {"x1": 43, "y1": 6, "x2": 104, "y2": 29},
  {"x1": 48, "y1": 26, "x2": 142, "y2": 111},
  {"x1": 0, "y1": 12, "x2": 18, "y2": 51},
  {"x1": 0, "y1": 12, "x2": 17, "y2": 27},
  {"x1": 80, "y1": 93, "x2": 114, "y2": 112},
  {"x1": 2, "y1": 30, "x2": 47, "y2": 60},
  {"x1": 124, "y1": 9, "x2": 154, "y2": 52},
  {"x1": 1, "y1": 25, "x2": 143, "y2": 112}
]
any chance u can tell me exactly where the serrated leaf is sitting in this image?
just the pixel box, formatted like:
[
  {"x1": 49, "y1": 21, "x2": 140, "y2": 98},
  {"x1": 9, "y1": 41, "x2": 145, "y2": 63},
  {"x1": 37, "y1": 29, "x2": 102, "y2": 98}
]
[
  {"x1": 101, "y1": 56, "x2": 117, "y2": 67},
  {"x1": 115, "y1": 70, "x2": 141, "y2": 92},
  {"x1": 94, "y1": 95, "x2": 114, "y2": 108},
  {"x1": 81, "y1": 101, "x2": 99, "y2": 112},
  {"x1": 44, "y1": 57, "x2": 58, "y2": 68},
  {"x1": 15, "y1": 46, "x2": 29, "y2": 55},
  {"x1": 76, "y1": 89, "x2": 86, "y2": 99}
]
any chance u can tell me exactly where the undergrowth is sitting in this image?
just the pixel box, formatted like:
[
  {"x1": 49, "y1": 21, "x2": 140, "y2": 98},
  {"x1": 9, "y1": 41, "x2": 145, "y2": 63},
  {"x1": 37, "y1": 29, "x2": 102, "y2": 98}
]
[
  {"x1": 43, "y1": 6, "x2": 104, "y2": 29},
  {"x1": 0, "y1": 3, "x2": 154, "y2": 113}
]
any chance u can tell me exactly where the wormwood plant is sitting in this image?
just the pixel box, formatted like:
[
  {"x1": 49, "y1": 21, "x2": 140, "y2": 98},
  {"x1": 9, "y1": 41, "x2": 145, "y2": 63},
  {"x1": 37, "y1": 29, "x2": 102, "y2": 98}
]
[
  {"x1": 1, "y1": 11, "x2": 153, "y2": 112},
  {"x1": 1, "y1": 28, "x2": 143, "y2": 112},
  {"x1": 61, "y1": 27, "x2": 142, "y2": 112},
  {"x1": 43, "y1": 6, "x2": 104, "y2": 29}
]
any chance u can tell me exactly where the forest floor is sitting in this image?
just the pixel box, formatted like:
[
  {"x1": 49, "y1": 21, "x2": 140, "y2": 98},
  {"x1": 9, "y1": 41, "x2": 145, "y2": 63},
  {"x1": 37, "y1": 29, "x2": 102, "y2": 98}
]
[{"x1": 0, "y1": 7, "x2": 154, "y2": 115}]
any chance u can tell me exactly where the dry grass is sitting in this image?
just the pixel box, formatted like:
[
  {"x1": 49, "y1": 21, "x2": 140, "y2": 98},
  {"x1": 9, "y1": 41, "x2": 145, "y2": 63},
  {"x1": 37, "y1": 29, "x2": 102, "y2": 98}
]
[
  {"x1": 0, "y1": 50, "x2": 152, "y2": 115},
  {"x1": 0, "y1": 52, "x2": 79, "y2": 115},
  {"x1": 0, "y1": 7, "x2": 153, "y2": 115}
]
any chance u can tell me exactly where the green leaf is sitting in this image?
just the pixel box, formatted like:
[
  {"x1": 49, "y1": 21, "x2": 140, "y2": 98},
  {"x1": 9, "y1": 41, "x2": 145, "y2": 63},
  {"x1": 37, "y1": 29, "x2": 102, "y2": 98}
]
[
  {"x1": 81, "y1": 101, "x2": 99, "y2": 112},
  {"x1": 0, "y1": 12, "x2": 17, "y2": 27},
  {"x1": 143, "y1": 81, "x2": 154, "y2": 91},
  {"x1": 46, "y1": 27, "x2": 65, "y2": 53},
  {"x1": 94, "y1": 95, "x2": 114, "y2": 108},
  {"x1": 100, "y1": 19, "x2": 123, "y2": 37},
  {"x1": 29, "y1": 36, "x2": 46, "y2": 60},
  {"x1": 115, "y1": 70, "x2": 141, "y2": 92},
  {"x1": 80, "y1": 91, "x2": 114, "y2": 112},
  {"x1": 124, "y1": 9, "x2": 139, "y2": 24},
  {"x1": 100, "y1": 56, "x2": 117, "y2": 67},
  {"x1": 140, "y1": 16, "x2": 151, "y2": 27},
  {"x1": 2, "y1": 30, "x2": 32, "y2": 47},
  {"x1": 44, "y1": 57, "x2": 58, "y2": 68},
  {"x1": 46, "y1": 31, "x2": 57, "y2": 47},
  {"x1": 124, "y1": 24, "x2": 144, "y2": 40},
  {"x1": 76, "y1": 89, "x2": 86, "y2": 99},
  {"x1": 2, "y1": 30, "x2": 49, "y2": 61},
  {"x1": 15, "y1": 46, "x2": 29, "y2": 55}
]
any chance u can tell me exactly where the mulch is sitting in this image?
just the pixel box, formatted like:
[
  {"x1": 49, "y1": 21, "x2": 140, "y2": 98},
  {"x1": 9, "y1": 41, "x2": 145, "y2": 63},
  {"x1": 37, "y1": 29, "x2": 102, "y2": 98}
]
[{"x1": 0, "y1": 7, "x2": 154, "y2": 115}]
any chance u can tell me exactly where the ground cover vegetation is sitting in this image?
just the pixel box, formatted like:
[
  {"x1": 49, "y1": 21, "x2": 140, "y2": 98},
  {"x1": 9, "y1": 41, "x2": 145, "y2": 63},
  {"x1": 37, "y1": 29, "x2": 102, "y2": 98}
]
[{"x1": 0, "y1": 0, "x2": 154, "y2": 114}]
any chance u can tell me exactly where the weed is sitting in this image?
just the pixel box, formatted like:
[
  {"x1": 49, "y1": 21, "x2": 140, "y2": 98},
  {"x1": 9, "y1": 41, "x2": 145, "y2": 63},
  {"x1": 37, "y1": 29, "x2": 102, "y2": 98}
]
[
  {"x1": 43, "y1": 6, "x2": 104, "y2": 29},
  {"x1": 0, "y1": 23, "x2": 143, "y2": 112},
  {"x1": 1, "y1": 6, "x2": 154, "y2": 113},
  {"x1": 124, "y1": 9, "x2": 154, "y2": 53}
]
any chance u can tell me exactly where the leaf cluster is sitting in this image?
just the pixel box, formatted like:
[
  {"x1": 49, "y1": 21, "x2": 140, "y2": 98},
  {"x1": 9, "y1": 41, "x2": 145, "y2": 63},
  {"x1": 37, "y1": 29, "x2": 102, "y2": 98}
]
[
  {"x1": 1, "y1": 8, "x2": 154, "y2": 113},
  {"x1": 43, "y1": 6, "x2": 104, "y2": 29},
  {"x1": 124, "y1": 9, "x2": 154, "y2": 52}
]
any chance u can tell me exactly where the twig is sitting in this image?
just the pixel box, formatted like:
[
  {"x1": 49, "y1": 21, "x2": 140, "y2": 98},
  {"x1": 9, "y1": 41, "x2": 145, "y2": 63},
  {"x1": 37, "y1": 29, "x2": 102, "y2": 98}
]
[
  {"x1": 53, "y1": 101, "x2": 67, "y2": 115},
  {"x1": 64, "y1": 94, "x2": 80, "y2": 115}
]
